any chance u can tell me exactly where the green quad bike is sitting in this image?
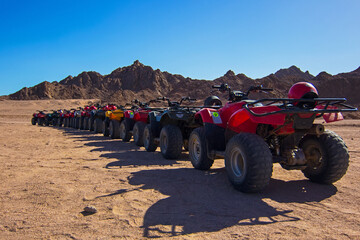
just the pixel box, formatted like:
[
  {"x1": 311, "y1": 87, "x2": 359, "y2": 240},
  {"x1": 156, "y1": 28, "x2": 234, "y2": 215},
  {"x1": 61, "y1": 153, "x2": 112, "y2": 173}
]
[{"x1": 143, "y1": 96, "x2": 222, "y2": 159}]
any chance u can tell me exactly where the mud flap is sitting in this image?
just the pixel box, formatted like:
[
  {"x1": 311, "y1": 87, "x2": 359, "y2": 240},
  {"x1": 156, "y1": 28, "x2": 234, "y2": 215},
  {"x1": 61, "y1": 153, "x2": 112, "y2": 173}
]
[
  {"x1": 204, "y1": 123, "x2": 226, "y2": 155},
  {"x1": 148, "y1": 112, "x2": 162, "y2": 138}
]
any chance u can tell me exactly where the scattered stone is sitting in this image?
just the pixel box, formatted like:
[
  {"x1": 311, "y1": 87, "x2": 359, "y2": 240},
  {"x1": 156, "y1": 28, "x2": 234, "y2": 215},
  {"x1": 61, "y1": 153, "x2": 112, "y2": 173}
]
[{"x1": 84, "y1": 206, "x2": 97, "y2": 214}]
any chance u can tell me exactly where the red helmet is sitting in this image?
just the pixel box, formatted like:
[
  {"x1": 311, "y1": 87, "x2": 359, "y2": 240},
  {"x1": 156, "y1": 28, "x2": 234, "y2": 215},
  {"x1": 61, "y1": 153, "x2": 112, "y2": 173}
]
[{"x1": 288, "y1": 82, "x2": 318, "y2": 99}]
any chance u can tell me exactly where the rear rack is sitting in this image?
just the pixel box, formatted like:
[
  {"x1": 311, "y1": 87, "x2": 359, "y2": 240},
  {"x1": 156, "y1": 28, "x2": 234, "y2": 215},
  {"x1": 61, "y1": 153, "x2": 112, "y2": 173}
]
[{"x1": 243, "y1": 98, "x2": 358, "y2": 117}]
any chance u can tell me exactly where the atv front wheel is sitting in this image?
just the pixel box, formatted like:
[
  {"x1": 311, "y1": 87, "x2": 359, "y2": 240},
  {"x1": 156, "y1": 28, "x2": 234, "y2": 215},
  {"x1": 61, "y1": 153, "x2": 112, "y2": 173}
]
[
  {"x1": 94, "y1": 118, "x2": 103, "y2": 133},
  {"x1": 52, "y1": 118, "x2": 57, "y2": 126},
  {"x1": 225, "y1": 133, "x2": 273, "y2": 193},
  {"x1": 103, "y1": 119, "x2": 110, "y2": 137},
  {"x1": 38, "y1": 118, "x2": 44, "y2": 126},
  {"x1": 300, "y1": 130, "x2": 349, "y2": 184},
  {"x1": 83, "y1": 117, "x2": 89, "y2": 130},
  {"x1": 143, "y1": 124, "x2": 157, "y2": 152},
  {"x1": 75, "y1": 118, "x2": 80, "y2": 129},
  {"x1": 160, "y1": 125, "x2": 183, "y2": 159},
  {"x1": 109, "y1": 120, "x2": 120, "y2": 139},
  {"x1": 189, "y1": 127, "x2": 214, "y2": 170},
  {"x1": 133, "y1": 122, "x2": 146, "y2": 146},
  {"x1": 57, "y1": 118, "x2": 62, "y2": 127},
  {"x1": 64, "y1": 118, "x2": 69, "y2": 127},
  {"x1": 88, "y1": 118, "x2": 94, "y2": 131},
  {"x1": 31, "y1": 118, "x2": 36, "y2": 125},
  {"x1": 120, "y1": 119, "x2": 132, "y2": 142}
]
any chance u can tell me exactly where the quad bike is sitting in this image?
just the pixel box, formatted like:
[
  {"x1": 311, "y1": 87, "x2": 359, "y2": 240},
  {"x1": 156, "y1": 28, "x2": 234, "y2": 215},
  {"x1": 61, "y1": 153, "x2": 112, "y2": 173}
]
[
  {"x1": 143, "y1": 96, "x2": 208, "y2": 159},
  {"x1": 87, "y1": 106, "x2": 98, "y2": 131},
  {"x1": 62, "y1": 110, "x2": 72, "y2": 128},
  {"x1": 120, "y1": 99, "x2": 164, "y2": 146},
  {"x1": 103, "y1": 104, "x2": 127, "y2": 138},
  {"x1": 31, "y1": 110, "x2": 46, "y2": 126},
  {"x1": 72, "y1": 107, "x2": 83, "y2": 129},
  {"x1": 57, "y1": 110, "x2": 67, "y2": 127},
  {"x1": 106, "y1": 103, "x2": 136, "y2": 139},
  {"x1": 50, "y1": 110, "x2": 61, "y2": 126},
  {"x1": 67, "y1": 109, "x2": 76, "y2": 128},
  {"x1": 188, "y1": 82, "x2": 357, "y2": 193},
  {"x1": 44, "y1": 110, "x2": 61, "y2": 126},
  {"x1": 81, "y1": 106, "x2": 92, "y2": 130},
  {"x1": 91, "y1": 104, "x2": 118, "y2": 134}
]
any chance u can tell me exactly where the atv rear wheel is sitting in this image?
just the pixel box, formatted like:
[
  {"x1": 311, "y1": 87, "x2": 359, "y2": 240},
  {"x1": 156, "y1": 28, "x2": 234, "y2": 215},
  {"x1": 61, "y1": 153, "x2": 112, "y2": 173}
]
[
  {"x1": 79, "y1": 117, "x2": 84, "y2": 129},
  {"x1": 189, "y1": 127, "x2": 214, "y2": 170},
  {"x1": 88, "y1": 118, "x2": 94, "y2": 131},
  {"x1": 31, "y1": 118, "x2": 36, "y2": 125},
  {"x1": 120, "y1": 119, "x2": 132, "y2": 142},
  {"x1": 103, "y1": 119, "x2": 110, "y2": 137},
  {"x1": 64, "y1": 118, "x2": 69, "y2": 127},
  {"x1": 38, "y1": 118, "x2": 44, "y2": 126},
  {"x1": 133, "y1": 122, "x2": 146, "y2": 146},
  {"x1": 52, "y1": 118, "x2": 57, "y2": 126},
  {"x1": 57, "y1": 118, "x2": 62, "y2": 127},
  {"x1": 144, "y1": 124, "x2": 157, "y2": 152},
  {"x1": 160, "y1": 125, "x2": 183, "y2": 159},
  {"x1": 83, "y1": 117, "x2": 89, "y2": 130},
  {"x1": 109, "y1": 120, "x2": 120, "y2": 139},
  {"x1": 75, "y1": 118, "x2": 80, "y2": 129},
  {"x1": 300, "y1": 130, "x2": 349, "y2": 184},
  {"x1": 69, "y1": 118, "x2": 74, "y2": 128},
  {"x1": 94, "y1": 118, "x2": 103, "y2": 133},
  {"x1": 225, "y1": 133, "x2": 273, "y2": 193}
]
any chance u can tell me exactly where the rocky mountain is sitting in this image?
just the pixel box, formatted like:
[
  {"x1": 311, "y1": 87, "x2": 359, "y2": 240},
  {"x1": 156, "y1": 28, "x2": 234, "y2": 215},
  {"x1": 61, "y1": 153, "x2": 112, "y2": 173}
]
[{"x1": 7, "y1": 61, "x2": 360, "y2": 111}]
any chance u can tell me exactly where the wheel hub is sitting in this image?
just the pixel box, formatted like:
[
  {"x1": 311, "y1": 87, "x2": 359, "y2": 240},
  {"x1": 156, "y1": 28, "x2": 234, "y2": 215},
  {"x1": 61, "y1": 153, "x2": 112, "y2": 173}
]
[
  {"x1": 190, "y1": 135, "x2": 201, "y2": 163},
  {"x1": 230, "y1": 147, "x2": 245, "y2": 178}
]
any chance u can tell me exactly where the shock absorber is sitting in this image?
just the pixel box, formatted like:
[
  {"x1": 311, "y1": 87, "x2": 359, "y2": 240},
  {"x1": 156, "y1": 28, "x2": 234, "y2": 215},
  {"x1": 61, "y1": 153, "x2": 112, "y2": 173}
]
[{"x1": 273, "y1": 136, "x2": 280, "y2": 156}]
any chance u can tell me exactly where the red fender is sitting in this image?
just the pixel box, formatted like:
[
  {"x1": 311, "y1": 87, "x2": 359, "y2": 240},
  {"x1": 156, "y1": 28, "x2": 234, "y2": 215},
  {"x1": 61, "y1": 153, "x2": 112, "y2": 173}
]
[
  {"x1": 227, "y1": 106, "x2": 286, "y2": 134},
  {"x1": 124, "y1": 110, "x2": 135, "y2": 119},
  {"x1": 315, "y1": 105, "x2": 343, "y2": 123},
  {"x1": 195, "y1": 108, "x2": 225, "y2": 128},
  {"x1": 137, "y1": 110, "x2": 151, "y2": 123}
]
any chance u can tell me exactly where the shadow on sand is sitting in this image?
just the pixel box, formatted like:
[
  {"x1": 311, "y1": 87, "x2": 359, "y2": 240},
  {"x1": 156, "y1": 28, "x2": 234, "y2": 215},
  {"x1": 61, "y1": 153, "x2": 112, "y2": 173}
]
[{"x1": 57, "y1": 127, "x2": 338, "y2": 238}]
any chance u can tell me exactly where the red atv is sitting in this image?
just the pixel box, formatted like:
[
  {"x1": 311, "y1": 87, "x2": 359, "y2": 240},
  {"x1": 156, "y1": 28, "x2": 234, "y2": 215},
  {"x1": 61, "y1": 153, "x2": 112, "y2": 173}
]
[
  {"x1": 189, "y1": 82, "x2": 357, "y2": 193},
  {"x1": 62, "y1": 110, "x2": 72, "y2": 127},
  {"x1": 81, "y1": 105, "x2": 97, "y2": 130},
  {"x1": 120, "y1": 99, "x2": 162, "y2": 146},
  {"x1": 31, "y1": 110, "x2": 47, "y2": 126}
]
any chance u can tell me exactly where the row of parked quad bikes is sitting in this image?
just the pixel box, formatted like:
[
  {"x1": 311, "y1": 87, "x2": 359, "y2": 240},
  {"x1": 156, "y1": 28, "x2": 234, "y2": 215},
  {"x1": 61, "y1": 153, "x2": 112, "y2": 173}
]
[{"x1": 31, "y1": 82, "x2": 357, "y2": 193}]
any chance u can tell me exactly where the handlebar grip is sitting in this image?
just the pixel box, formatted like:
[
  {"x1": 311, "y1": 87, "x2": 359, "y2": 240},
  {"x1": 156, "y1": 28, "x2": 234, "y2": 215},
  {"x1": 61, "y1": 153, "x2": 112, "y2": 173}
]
[{"x1": 262, "y1": 88, "x2": 273, "y2": 91}]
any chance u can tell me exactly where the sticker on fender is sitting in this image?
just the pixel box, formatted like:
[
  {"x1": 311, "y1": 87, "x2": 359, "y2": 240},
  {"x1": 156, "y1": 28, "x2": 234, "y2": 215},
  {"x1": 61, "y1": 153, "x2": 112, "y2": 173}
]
[
  {"x1": 130, "y1": 112, "x2": 134, "y2": 118},
  {"x1": 211, "y1": 112, "x2": 222, "y2": 124}
]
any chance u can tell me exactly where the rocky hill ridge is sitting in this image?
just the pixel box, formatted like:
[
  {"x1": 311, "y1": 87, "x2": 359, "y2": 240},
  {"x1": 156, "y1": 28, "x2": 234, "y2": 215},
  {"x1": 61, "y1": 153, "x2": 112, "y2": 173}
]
[{"x1": 7, "y1": 61, "x2": 360, "y2": 108}]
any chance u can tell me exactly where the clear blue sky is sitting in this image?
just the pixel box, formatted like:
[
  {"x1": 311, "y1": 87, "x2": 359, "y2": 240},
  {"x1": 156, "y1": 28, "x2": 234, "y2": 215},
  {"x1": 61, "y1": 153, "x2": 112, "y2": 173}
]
[{"x1": 0, "y1": 0, "x2": 359, "y2": 95}]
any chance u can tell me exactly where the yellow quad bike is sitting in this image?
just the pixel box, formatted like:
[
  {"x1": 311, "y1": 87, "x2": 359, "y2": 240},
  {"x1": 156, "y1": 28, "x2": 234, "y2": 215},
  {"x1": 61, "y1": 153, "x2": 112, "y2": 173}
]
[{"x1": 103, "y1": 104, "x2": 129, "y2": 138}]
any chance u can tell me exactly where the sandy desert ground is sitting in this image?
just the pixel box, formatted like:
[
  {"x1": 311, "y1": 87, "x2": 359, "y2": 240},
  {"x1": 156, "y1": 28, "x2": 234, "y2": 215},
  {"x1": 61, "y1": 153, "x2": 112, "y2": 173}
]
[{"x1": 0, "y1": 99, "x2": 359, "y2": 240}]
